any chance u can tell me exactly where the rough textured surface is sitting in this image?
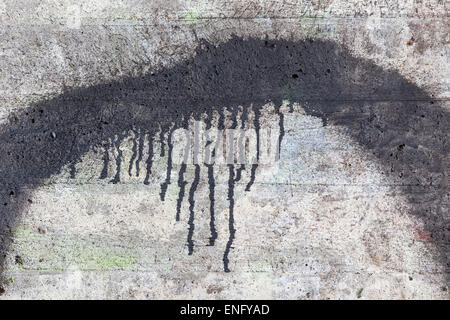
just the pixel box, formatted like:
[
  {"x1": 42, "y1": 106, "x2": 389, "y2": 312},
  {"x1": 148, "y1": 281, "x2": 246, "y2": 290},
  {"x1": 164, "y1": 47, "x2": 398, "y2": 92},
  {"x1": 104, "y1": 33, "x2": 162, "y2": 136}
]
[{"x1": 0, "y1": 1, "x2": 448, "y2": 299}]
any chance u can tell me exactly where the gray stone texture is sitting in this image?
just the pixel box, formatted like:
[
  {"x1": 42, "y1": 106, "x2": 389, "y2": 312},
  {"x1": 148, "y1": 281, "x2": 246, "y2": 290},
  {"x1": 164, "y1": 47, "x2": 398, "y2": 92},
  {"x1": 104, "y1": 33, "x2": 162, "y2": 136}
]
[{"x1": 0, "y1": 0, "x2": 448, "y2": 299}]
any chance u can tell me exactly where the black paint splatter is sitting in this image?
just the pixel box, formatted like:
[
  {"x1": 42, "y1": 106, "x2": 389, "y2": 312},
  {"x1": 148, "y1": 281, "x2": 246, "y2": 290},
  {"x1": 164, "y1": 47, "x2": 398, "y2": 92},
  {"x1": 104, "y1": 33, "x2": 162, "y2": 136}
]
[
  {"x1": 206, "y1": 164, "x2": 217, "y2": 246},
  {"x1": 99, "y1": 143, "x2": 110, "y2": 179},
  {"x1": 143, "y1": 134, "x2": 155, "y2": 185},
  {"x1": 160, "y1": 126, "x2": 176, "y2": 201},
  {"x1": 187, "y1": 164, "x2": 200, "y2": 255},
  {"x1": 0, "y1": 37, "x2": 446, "y2": 284},
  {"x1": 223, "y1": 164, "x2": 237, "y2": 272},
  {"x1": 110, "y1": 134, "x2": 125, "y2": 184},
  {"x1": 245, "y1": 164, "x2": 258, "y2": 192},
  {"x1": 176, "y1": 163, "x2": 187, "y2": 221},
  {"x1": 128, "y1": 130, "x2": 138, "y2": 176},
  {"x1": 275, "y1": 104, "x2": 284, "y2": 159},
  {"x1": 135, "y1": 129, "x2": 145, "y2": 176}
]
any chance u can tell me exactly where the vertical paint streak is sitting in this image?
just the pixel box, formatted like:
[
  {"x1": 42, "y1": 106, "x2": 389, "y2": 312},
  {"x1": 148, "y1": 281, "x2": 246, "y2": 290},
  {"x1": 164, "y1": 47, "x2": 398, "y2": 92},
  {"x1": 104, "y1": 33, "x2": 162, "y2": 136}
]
[
  {"x1": 253, "y1": 104, "x2": 261, "y2": 161},
  {"x1": 135, "y1": 130, "x2": 144, "y2": 176},
  {"x1": 69, "y1": 162, "x2": 76, "y2": 179},
  {"x1": 235, "y1": 164, "x2": 245, "y2": 183},
  {"x1": 143, "y1": 134, "x2": 154, "y2": 185},
  {"x1": 223, "y1": 164, "x2": 236, "y2": 272},
  {"x1": 244, "y1": 104, "x2": 261, "y2": 191},
  {"x1": 99, "y1": 142, "x2": 110, "y2": 179},
  {"x1": 110, "y1": 135, "x2": 124, "y2": 184},
  {"x1": 187, "y1": 164, "x2": 200, "y2": 255},
  {"x1": 204, "y1": 114, "x2": 217, "y2": 246},
  {"x1": 245, "y1": 164, "x2": 258, "y2": 191},
  {"x1": 128, "y1": 130, "x2": 138, "y2": 176},
  {"x1": 241, "y1": 105, "x2": 248, "y2": 129},
  {"x1": 237, "y1": 105, "x2": 247, "y2": 165},
  {"x1": 176, "y1": 125, "x2": 191, "y2": 221},
  {"x1": 206, "y1": 164, "x2": 217, "y2": 246},
  {"x1": 234, "y1": 105, "x2": 247, "y2": 182},
  {"x1": 230, "y1": 106, "x2": 238, "y2": 129},
  {"x1": 217, "y1": 108, "x2": 225, "y2": 130},
  {"x1": 160, "y1": 127, "x2": 175, "y2": 201},
  {"x1": 275, "y1": 104, "x2": 284, "y2": 159},
  {"x1": 175, "y1": 163, "x2": 187, "y2": 221},
  {"x1": 159, "y1": 126, "x2": 165, "y2": 157}
]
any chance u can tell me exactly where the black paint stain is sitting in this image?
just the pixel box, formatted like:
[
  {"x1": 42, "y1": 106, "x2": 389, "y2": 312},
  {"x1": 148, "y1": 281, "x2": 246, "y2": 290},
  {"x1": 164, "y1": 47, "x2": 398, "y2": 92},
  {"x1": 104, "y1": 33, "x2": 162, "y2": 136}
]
[
  {"x1": 110, "y1": 134, "x2": 125, "y2": 184},
  {"x1": 128, "y1": 130, "x2": 138, "y2": 176},
  {"x1": 187, "y1": 164, "x2": 200, "y2": 255},
  {"x1": 275, "y1": 103, "x2": 284, "y2": 159},
  {"x1": 159, "y1": 128, "x2": 166, "y2": 157},
  {"x1": 143, "y1": 134, "x2": 154, "y2": 185},
  {"x1": 0, "y1": 37, "x2": 447, "y2": 285},
  {"x1": 160, "y1": 126, "x2": 175, "y2": 201},
  {"x1": 245, "y1": 103, "x2": 262, "y2": 192},
  {"x1": 206, "y1": 164, "x2": 217, "y2": 246},
  {"x1": 135, "y1": 129, "x2": 145, "y2": 177},
  {"x1": 99, "y1": 143, "x2": 110, "y2": 179},
  {"x1": 235, "y1": 164, "x2": 245, "y2": 184},
  {"x1": 223, "y1": 164, "x2": 237, "y2": 273},
  {"x1": 176, "y1": 163, "x2": 187, "y2": 221},
  {"x1": 245, "y1": 164, "x2": 258, "y2": 192}
]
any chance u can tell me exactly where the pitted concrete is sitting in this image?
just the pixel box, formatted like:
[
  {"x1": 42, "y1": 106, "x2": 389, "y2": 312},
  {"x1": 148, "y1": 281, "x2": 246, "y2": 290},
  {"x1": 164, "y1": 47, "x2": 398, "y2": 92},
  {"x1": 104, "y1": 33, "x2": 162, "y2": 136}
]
[{"x1": 0, "y1": 1, "x2": 448, "y2": 299}]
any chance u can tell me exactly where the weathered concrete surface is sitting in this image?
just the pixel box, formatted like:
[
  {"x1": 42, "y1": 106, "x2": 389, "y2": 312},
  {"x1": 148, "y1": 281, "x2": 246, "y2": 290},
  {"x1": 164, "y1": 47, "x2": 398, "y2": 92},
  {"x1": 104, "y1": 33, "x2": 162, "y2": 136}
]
[{"x1": 0, "y1": 1, "x2": 448, "y2": 299}]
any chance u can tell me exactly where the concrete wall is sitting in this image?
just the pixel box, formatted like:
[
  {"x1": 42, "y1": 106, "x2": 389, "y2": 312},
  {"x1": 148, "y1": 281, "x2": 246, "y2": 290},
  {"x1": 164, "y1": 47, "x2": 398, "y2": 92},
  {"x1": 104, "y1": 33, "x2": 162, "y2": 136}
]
[{"x1": 0, "y1": 1, "x2": 448, "y2": 299}]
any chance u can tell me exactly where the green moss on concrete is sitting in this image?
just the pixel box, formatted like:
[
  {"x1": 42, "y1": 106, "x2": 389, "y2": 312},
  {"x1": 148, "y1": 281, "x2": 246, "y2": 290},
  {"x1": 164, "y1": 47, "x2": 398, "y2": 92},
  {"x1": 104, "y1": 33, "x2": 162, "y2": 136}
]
[
  {"x1": 183, "y1": 11, "x2": 200, "y2": 24},
  {"x1": 8, "y1": 226, "x2": 138, "y2": 272},
  {"x1": 14, "y1": 226, "x2": 34, "y2": 239},
  {"x1": 88, "y1": 253, "x2": 136, "y2": 270}
]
